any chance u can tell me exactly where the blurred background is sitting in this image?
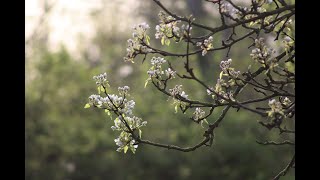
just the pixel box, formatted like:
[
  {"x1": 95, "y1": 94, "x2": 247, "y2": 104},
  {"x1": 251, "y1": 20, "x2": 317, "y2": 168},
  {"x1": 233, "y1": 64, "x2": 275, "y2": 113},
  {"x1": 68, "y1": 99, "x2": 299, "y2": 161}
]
[{"x1": 25, "y1": 0, "x2": 294, "y2": 179}]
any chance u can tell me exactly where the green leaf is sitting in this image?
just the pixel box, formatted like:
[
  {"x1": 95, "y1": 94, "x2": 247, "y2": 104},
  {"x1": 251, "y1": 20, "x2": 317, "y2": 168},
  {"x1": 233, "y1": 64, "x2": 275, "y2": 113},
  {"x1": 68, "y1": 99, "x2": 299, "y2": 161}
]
[
  {"x1": 97, "y1": 86, "x2": 105, "y2": 94},
  {"x1": 139, "y1": 129, "x2": 142, "y2": 138},
  {"x1": 161, "y1": 37, "x2": 165, "y2": 45},
  {"x1": 105, "y1": 109, "x2": 110, "y2": 115},
  {"x1": 145, "y1": 35, "x2": 150, "y2": 45},
  {"x1": 165, "y1": 39, "x2": 170, "y2": 46},
  {"x1": 84, "y1": 103, "x2": 91, "y2": 109},
  {"x1": 130, "y1": 147, "x2": 136, "y2": 154},
  {"x1": 105, "y1": 109, "x2": 112, "y2": 119},
  {"x1": 100, "y1": 86, "x2": 105, "y2": 92},
  {"x1": 219, "y1": 71, "x2": 223, "y2": 79},
  {"x1": 200, "y1": 121, "x2": 204, "y2": 128},
  {"x1": 123, "y1": 146, "x2": 129, "y2": 153},
  {"x1": 174, "y1": 104, "x2": 178, "y2": 113},
  {"x1": 144, "y1": 79, "x2": 149, "y2": 88}
]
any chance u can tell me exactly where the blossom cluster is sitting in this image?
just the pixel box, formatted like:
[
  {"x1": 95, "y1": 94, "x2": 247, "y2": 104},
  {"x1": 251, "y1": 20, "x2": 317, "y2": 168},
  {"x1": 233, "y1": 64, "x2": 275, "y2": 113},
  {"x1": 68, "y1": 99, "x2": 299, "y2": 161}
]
[
  {"x1": 196, "y1": 36, "x2": 213, "y2": 56},
  {"x1": 85, "y1": 73, "x2": 146, "y2": 153},
  {"x1": 193, "y1": 108, "x2": 205, "y2": 121},
  {"x1": 147, "y1": 57, "x2": 166, "y2": 78},
  {"x1": 169, "y1": 85, "x2": 189, "y2": 100},
  {"x1": 124, "y1": 22, "x2": 152, "y2": 62},
  {"x1": 207, "y1": 59, "x2": 241, "y2": 103},
  {"x1": 221, "y1": 0, "x2": 241, "y2": 19},
  {"x1": 213, "y1": 79, "x2": 235, "y2": 103},
  {"x1": 93, "y1": 72, "x2": 108, "y2": 86},
  {"x1": 267, "y1": 99, "x2": 284, "y2": 117},
  {"x1": 250, "y1": 38, "x2": 277, "y2": 69},
  {"x1": 145, "y1": 57, "x2": 176, "y2": 87},
  {"x1": 220, "y1": 59, "x2": 241, "y2": 78},
  {"x1": 282, "y1": 97, "x2": 291, "y2": 107},
  {"x1": 155, "y1": 11, "x2": 192, "y2": 46},
  {"x1": 168, "y1": 85, "x2": 189, "y2": 113},
  {"x1": 118, "y1": 86, "x2": 130, "y2": 95}
]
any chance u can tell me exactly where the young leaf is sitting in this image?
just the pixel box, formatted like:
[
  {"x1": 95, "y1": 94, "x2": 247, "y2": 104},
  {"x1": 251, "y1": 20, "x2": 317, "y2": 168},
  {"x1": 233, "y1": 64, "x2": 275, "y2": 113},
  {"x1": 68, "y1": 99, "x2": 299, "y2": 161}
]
[
  {"x1": 105, "y1": 109, "x2": 112, "y2": 119},
  {"x1": 175, "y1": 104, "x2": 178, "y2": 113},
  {"x1": 100, "y1": 86, "x2": 105, "y2": 92},
  {"x1": 165, "y1": 39, "x2": 170, "y2": 46},
  {"x1": 144, "y1": 79, "x2": 149, "y2": 88},
  {"x1": 145, "y1": 35, "x2": 150, "y2": 45},
  {"x1": 220, "y1": 71, "x2": 224, "y2": 79},
  {"x1": 130, "y1": 147, "x2": 136, "y2": 154},
  {"x1": 161, "y1": 37, "x2": 165, "y2": 45},
  {"x1": 123, "y1": 146, "x2": 129, "y2": 153},
  {"x1": 139, "y1": 129, "x2": 142, "y2": 138},
  {"x1": 84, "y1": 103, "x2": 91, "y2": 109}
]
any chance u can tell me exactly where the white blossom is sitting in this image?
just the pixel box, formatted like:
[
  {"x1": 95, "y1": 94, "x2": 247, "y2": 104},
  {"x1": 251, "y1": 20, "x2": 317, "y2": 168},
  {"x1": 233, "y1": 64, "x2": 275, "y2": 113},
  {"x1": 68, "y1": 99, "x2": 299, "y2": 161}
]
[
  {"x1": 169, "y1": 85, "x2": 189, "y2": 100},
  {"x1": 165, "y1": 68, "x2": 176, "y2": 78},
  {"x1": 93, "y1": 72, "x2": 108, "y2": 86},
  {"x1": 197, "y1": 36, "x2": 213, "y2": 56},
  {"x1": 193, "y1": 108, "x2": 205, "y2": 121},
  {"x1": 267, "y1": 99, "x2": 284, "y2": 117},
  {"x1": 118, "y1": 86, "x2": 130, "y2": 95}
]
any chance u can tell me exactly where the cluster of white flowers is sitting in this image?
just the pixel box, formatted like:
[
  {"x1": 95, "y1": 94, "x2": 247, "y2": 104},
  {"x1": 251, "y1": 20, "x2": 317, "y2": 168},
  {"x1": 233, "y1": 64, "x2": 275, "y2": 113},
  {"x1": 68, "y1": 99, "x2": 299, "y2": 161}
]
[
  {"x1": 88, "y1": 94, "x2": 104, "y2": 107},
  {"x1": 132, "y1": 22, "x2": 150, "y2": 39},
  {"x1": 155, "y1": 23, "x2": 180, "y2": 42},
  {"x1": 155, "y1": 11, "x2": 183, "y2": 46},
  {"x1": 114, "y1": 132, "x2": 138, "y2": 153},
  {"x1": 124, "y1": 23, "x2": 152, "y2": 62},
  {"x1": 158, "y1": 11, "x2": 175, "y2": 23},
  {"x1": 119, "y1": 100, "x2": 136, "y2": 116},
  {"x1": 112, "y1": 116, "x2": 147, "y2": 132},
  {"x1": 196, "y1": 36, "x2": 213, "y2": 56},
  {"x1": 207, "y1": 87, "x2": 214, "y2": 96},
  {"x1": 212, "y1": 75, "x2": 236, "y2": 103},
  {"x1": 147, "y1": 57, "x2": 167, "y2": 78},
  {"x1": 221, "y1": 1, "x2": 241, "y2": 18},
  {"x1": 282, "y1": 97, "x2": 291, "y2": 107},
  {"x1": 86, "y1": 73, "x2": 147, "y2": 154},
  {"x1": 267, "y1": 99, "x2": 284, "y2": 117},
  {"x1": 169, "y1": 85, "x2": 189, "y2": 99},
  {"x1": 165, "y1": 68, "x2": 176, "y2": 79},
  {"x1": 220, "y1": 59, "x2": 232, "y2": 70},
  {"x1": 93, "y1": 72, "x2": 108, "y2": 86},
  {"x1": 151, "y1": 56, "x2": 166, "y2": 68},
  {"x1": 111, "y1": 114, "x2": 147, "y2": 153},
  {"x1": 220, "y1": 59, "x2": 241, "y2": 78},
  {"x1": 193, "y1": 108, "x2": 205, "y2": 121},
  {"x1": 118, "y1": 86, "x2": 130, "y2": 95},
  {"x1": 88, "y1": 94, "x2": 135, "y2": 115},
  {"x1": 180, "y1": 24, "x2": 192, "y2": 37},
  {"x1": 145, "y1": 57, "x2": 176, "y2": 87},
  {"x1": 250, "y1": 38, "x2": 276, "y2": 67},
  {"x1": 215, "y1": 79, "x2": 224, "y2": 94}
]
